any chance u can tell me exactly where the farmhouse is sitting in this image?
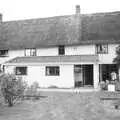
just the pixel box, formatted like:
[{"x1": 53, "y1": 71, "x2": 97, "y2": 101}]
[{"x1": 1, "y1": 5, "x2": 120, "y2": 90}]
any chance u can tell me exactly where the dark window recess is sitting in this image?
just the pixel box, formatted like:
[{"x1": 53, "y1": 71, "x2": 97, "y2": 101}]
[
  {"x1": 96, "y1": 44, "x2": 108, "y2": 54},
  {"x1": 0, "y1": 50, "x2": 8, "y2": 56},
  {"x1": 58, "y1": 45, "x2": 65, "y2": 55},
  {"x1": 46, "y1": 66, "x2": 60, "y2": 76},
  {"x1": 15, "y1": 67, "x2": 27, "y2": 75}
]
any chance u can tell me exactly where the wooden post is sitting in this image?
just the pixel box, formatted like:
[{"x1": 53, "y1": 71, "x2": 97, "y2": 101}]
[{"x1": 94, "y1": 63, "x2": 99, "y2": 90}]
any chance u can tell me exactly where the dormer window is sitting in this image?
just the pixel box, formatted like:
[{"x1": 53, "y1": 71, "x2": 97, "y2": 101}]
[
  {"x1": 0, "y1": 50, "x2": 8, "y2": 57},
  {"x1": 58, "y1": 45, "x2": 65, "y2": 55},
  {"x1": 96, "y1": 44, "x2": 108, "y2": 54},
  {"x1": 25, "y1": 48, "x2": 36, "y2": 56}
]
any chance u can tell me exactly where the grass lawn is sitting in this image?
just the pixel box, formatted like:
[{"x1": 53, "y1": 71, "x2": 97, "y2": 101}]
[{"x1": 0, "y1": 91, "x2": 120, "y2": 120}]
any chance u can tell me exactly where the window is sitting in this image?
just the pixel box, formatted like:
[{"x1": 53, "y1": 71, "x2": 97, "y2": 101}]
[
  {"x1": 25, "y1": 48, "x2": 36, "y2": 56},
  {"x1": 0, "y1": 50, "x2": 8, "y2": 57},
  {"x1": 46, "y1": 66, "x2": 60, "y2": 76},
  {"x1": 58, "y1": 45, "x2": 65, "y2": 55},
  {"x1": 96, "y1": 44, "x2": 108, "y2": 54},
  {"x1": 15, "y1": 67, "x2": 27, "y2": 75}
]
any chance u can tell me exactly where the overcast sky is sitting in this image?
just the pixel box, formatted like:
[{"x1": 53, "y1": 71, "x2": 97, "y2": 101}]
[{"x1": 0, "y1": 0, "x2": 120, "y2": 21}]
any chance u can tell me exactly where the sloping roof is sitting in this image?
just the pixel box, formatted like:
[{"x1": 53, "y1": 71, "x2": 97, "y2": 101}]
[
  {"x1": 1, "y1": 11, "x2": 120, "y2": 49},
  {"x1": 4, "y1": 55, "x2": 98, "y2": 65},
  {"x1": 2, "y1": 15, "x2": 80, "y2": 49},
  {"x1": 81, "y1": 11, "x2": 120, "y2": 41}
]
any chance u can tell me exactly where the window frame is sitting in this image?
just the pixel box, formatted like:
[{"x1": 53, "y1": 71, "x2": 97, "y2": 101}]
[
  {"x1": 58, "y1": 45, "x2": 65, "y2": 55},
  {"x1": 0, "y1": 50, "x2": 9, "y2": 57},
  {"x1": 96, "y1": 44, "x2": 108, "y2": 54},
  {"x1": 15, "y1": 66, "x2": 27, "y2": 75},
  {"x1": 24, "y1": 48, "x2": 36, "y2": 56},
  {"x1": 46, "y1": 66, "x2": 60, "y2": 76}
]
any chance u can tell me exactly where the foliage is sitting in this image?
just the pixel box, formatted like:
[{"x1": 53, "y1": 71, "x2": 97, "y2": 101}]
[
  {"x1": 99, "y1": 81, "x2": 108, "y2": 90},
  {"x1": 0, "y1": 73, "x2": 27, "y2": 107},
  {"x1": 113, "y1": 45, "x2": 120, "y2": 65},
  {"x1": 115, "y1": 81, "x2": 120, "y2": 91}
]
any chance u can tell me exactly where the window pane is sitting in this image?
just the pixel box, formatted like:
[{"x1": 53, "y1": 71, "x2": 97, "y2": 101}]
[
  {"x1": 25, "y1": 49, "x2": 30, "y2": 56},
  {"x1": 96, "y1": 44, "x2": 108, "y2": 54},
  {"x1": 46, "y1": 66, "x2": 60, "y2": 76},
  {"x1": 16, "y1": 67, "x2": 27, "y2": 75},
  {"x1": 25, "y1": 48, "x2": 36, "y2": 56},
  {"x1": 30, "y1": 49, "x2": 36, "y2": 56},
  {"x1": 0, "y1": 50, "x2": 8, "y2": 56},
  {"x1": 58, "y1": 46, "x2": 65, "y2": 55}
]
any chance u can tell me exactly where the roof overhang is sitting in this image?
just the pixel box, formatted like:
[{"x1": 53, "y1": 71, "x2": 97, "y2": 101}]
[{"x1": 3, "y1": 55, "x2": 99, "y2": 66}]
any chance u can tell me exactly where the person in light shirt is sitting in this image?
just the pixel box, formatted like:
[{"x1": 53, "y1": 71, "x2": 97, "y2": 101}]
[{"x1": 111, "y1": 71, "x2": 117, "y2": 84}]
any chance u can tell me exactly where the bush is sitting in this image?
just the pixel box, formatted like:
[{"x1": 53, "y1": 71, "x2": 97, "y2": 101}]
[
  {"x1": 0, "y1": 73, "x2": 27, "y2": 107},
  {"x1": 99, "y1": 81, "x2": 108, "y2": 90},
  {"x1": 115, "y1": 81, "x2": 120, "y2": 91}
]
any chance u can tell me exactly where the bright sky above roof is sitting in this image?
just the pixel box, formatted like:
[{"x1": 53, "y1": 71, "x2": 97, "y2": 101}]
[{"x1": 0, "y1": 0, "x2": 120, "y2": 21}]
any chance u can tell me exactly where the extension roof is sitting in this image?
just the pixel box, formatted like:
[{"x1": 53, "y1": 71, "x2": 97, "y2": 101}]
[
  {"x1": 1, "y1": 11, "x2": 120, "y2": 49},
  {"x1": 4, "y1": 55, "x2": 98, "y2": 65}
]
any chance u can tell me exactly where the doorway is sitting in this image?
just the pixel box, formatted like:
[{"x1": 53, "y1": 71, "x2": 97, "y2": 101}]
[
  {"x1": 74, "y1": 64, "x2": 93, "y2": 87},
  {"x1": 99, "y1": 64, "x2": 118, "y2": 82}
]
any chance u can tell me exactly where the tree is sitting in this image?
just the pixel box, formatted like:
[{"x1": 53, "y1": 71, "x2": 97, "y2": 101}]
[
  {"x1": 113, "y1": 45, "x2": 120, "y2": 88},
  {"x1": 0, "y1": 73, "x2": 27, "y2": 107},
  {"x1": 113, "y1": 45, "x2": 120, "y2": 66}
]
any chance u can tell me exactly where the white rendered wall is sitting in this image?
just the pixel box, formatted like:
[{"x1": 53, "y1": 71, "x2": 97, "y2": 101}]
[
  {"x1": 65, "y1": 45, "x2": 95, "y2": 55},
  {"x1": 0, "y1": 44, "x2": 119, "y2": 65},
  {"x1": 37, "y1": 47, "x2": 58, "y2": 56},
  {"x1": 0, "y1": 49, "x2": 24, "y2": 64},
  {"x1": 98, "y1": 44, "x2": 118, "y2": 64},
  {"x1": 5, "y1": 64, "x2": 74, "y2": 88}
]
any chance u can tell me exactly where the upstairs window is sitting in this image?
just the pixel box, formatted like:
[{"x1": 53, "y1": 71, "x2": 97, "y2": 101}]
[
  {"x1": 0, "y1": 50, "x2": 8, "y2": 57},
  {"x1": 46, "y1": 66, "x2": 60, "y2": 76},
  {"x1": 96, "y1": 44, "x2": 108, "y2": 54},
  {"x1": 58, "y1": 45, "x2": 65, "y2": 55},
  {"x1": 25, "y1": 48, "x2": 36, "y2": 56},
  {"x1": 15, "y1": 67, "x2": 27, "y2": 75}
]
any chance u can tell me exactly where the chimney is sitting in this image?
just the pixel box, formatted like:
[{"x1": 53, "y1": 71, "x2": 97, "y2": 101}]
[
  {"x1": 0, "y1": 13, "x2": 2, "y2": 22},
  {"x1": 76, "y1": 5, "x2": 80, "y2": 14}
]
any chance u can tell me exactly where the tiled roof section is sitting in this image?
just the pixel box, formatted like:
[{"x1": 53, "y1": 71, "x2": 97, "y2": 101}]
[{"x1": 4, "y1": 55, "x2": 98, "y2": 64}]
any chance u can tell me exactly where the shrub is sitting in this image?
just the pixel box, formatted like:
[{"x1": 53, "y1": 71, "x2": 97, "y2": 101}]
[
  {"x1": 99, "y1": 81, "x2": 108, "y2": 90},
  {"x1": 115, "y1": 81, "x2": 120, "y2": 91},
  {"x1": 0, "y1": 73, "x2": 27, "y2": 107}
]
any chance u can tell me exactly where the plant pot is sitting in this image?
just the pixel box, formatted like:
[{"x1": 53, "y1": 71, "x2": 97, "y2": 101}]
[{"x1": 108, "y1": 84, "x2": 115, "y2": 92}]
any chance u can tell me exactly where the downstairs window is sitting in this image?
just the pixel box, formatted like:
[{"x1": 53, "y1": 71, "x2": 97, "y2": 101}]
[
  {"x1": 15, "y1": 67, "x2": 27, "y2": 75},
  {"x1": 46, "y1": 66, "x2": 60, "y2": 76}
]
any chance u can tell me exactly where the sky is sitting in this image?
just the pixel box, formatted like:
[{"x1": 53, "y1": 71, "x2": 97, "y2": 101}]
[{"x1": 0, "y1": 0, "x2": 120, "y2": 21}]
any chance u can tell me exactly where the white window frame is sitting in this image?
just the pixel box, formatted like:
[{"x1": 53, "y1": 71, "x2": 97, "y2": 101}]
[{"x1": 25, "y1": 48, "x2": 36, "y2": 56}]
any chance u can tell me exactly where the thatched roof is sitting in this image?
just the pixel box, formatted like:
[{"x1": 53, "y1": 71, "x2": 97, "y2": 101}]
[{"x1": 1, "y1": 11, "x2": 120, "y2": 49}]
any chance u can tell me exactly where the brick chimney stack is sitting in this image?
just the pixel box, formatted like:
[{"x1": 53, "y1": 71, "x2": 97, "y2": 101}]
[{"x1": 76, "y1": 5, "x2": 80, "y2": 14}]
